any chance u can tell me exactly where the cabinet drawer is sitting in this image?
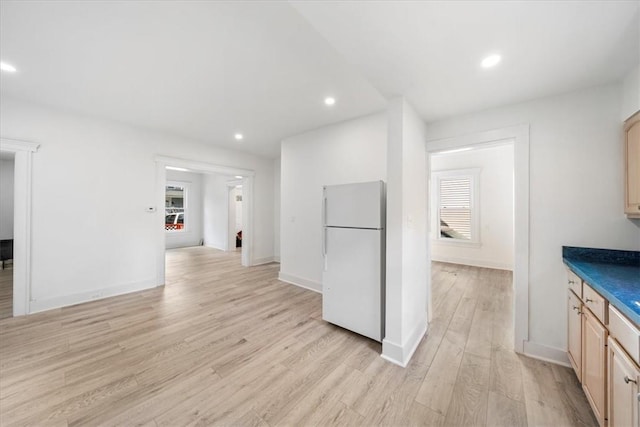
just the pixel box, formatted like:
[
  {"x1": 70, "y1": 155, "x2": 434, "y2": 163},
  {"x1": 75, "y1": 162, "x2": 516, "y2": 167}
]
[
  {"x1": 567, "y1": 269, "x2": 582, "y2": 297},
  {"x1": 583, "y1": 282, "x2": 608, "y2": 325},
  {"x1": 609, "y1": 304, "x2": 640, "y2": 366}
]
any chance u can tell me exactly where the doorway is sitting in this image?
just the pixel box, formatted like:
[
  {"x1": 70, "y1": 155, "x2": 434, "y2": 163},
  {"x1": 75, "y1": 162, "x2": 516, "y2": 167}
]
[
  {"x1": 426, "y1": 125, "x2": 529, "y2": 353},
  {"x1": 0, "y1": 152, "x2": 15, "y2": 319},
  {"x1": 430, "y1": 140, "x2": 515, "y2": 269},
  {"x1": 155, "y1": 156, "x2": 255, "y2": 287},
  {"x1": 0, "y1": 138, "x2": 39, "y2": 317},
  {"x1": 228, "y1": 183, "x2": 243, "y2": 251}
]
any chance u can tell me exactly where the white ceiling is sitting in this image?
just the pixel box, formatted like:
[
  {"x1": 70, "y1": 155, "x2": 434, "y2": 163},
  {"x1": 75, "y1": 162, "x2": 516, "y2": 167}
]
[
  {"x1": 292, "y1": 0, "x2": 640, "y2": 122},
  {"x1": 1, "y1": 1, "x2": 638, "y2": 158},
  {"x1": 0, "y1": 1, "x2": 386, "y2": 158}
]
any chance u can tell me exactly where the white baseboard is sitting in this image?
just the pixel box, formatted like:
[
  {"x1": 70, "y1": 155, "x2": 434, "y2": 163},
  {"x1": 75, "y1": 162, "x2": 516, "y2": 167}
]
[
  {"x1": 381, "y1": 319, "x2": 428, "y2": 367},
  {"x1": 523, "y1": 340, "x2": 571, "y2": 367},
  {"x1": 253, "y1": 256, "x2": 275, "y2": 266},
  {"x1": 165, "y1": 240, "x2": 202, "y2": 250},
  {"x1": 29, "y1": 278, "x2": 158, "y2": 314},
  {"x1": 431, "y1": 255, "x2": 512, "y2": 271},
  {"x1": 273, "y1": 256, "x2": 280, "y2": 263},
  {"x1": 278, "y1": 272, "x2": 322, "y2": 293},
  {"x1": 204, "y1": 243, "x2": 226, "y2": 251}
]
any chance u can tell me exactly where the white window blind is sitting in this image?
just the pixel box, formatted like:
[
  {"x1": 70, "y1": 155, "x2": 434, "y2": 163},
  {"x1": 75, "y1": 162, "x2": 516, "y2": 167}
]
[{"x1": 439, "y1": 177, "x2": 472, "y2": 240}]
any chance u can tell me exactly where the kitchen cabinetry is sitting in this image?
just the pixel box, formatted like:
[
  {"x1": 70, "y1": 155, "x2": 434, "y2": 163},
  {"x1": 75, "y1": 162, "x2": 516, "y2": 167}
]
[
  {"x1": 582, "y1": 307, "x2": 608, "y2": 426},
  {"x1": 608, "y1": 337, "x2": 639, "y2": 427},
  {"x1": 566, "y1": 270, "x2": 608, "y2": 426},
  {"x1": 568, "y1": 289, "x2": 583, "y2": 381},
  {"x1": 625, "y1": 110, "x2": 640, "y2": 218},
  {"x1": 566, "y1": 266, "x2": 640, "y2": 427}
]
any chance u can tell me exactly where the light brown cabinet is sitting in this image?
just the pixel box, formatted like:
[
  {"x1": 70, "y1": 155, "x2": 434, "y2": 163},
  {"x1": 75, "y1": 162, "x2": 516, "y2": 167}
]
[
  {"x1": 566, "y1": 267, "x2": 640, "y2": 427},
  {"x1": 583, "y1": 307, "x2": 609, "y2": 427},
  {"x1": 608, "y1": 337, "x2": 640, "y2": 427},
  {"x1": 625, "y1": 110, "x2": 640, "y2": 218},
  {"x1": 568, "y1": 290, "x2": 583, "y2": 381}
]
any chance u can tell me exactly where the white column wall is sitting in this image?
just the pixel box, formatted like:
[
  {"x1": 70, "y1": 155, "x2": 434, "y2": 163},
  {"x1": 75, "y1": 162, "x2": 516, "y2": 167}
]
[{"x1": 383, "y1": 98, "x2": 429, "y2": 367}]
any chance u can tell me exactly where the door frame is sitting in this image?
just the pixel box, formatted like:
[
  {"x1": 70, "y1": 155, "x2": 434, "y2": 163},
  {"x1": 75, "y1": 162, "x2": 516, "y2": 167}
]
[
  {"x1": 0, "y1": 137, "x2": 40, "y2": 316},
  {"x1": 426, "y1": 124, "x2": 529, "y2": 354},
  {"x1": 155, "y1": 155, "x2": 255, "y2": 286}
]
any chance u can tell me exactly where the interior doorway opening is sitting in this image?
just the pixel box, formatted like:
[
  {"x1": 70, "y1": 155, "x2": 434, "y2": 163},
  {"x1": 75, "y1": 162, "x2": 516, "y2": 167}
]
[
  {"x1": 426, "y1": 125, "x2": 529, "y2": 354},
  {"x1": 428, "y1": 139, "x2": 515, "y2": 351},
  {"x1": 429, "y1": 140, "x2": 515, "y2": 270},
  {"x1": 0, "y1": 138, "x2": 39, "y2": 317},
  {"x1": 229, "y1": 184, "x2": 243, "y2": 251},
  {"x1": 0, "y1": 151, "x2": 15, "y2": 319},
  {"x1": 155, "y1": 156, "x2": 255, "y2": 287}
]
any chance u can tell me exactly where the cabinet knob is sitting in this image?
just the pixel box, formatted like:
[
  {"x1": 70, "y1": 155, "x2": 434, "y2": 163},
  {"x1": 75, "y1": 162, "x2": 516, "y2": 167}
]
[
  {"x1": 568, "y1": 280, "x2": 575, "y2": 284},
  {"x1": 572, "y1": 306, "x2": 579, "y2": 311},
  {"x1": 624, "y1": 376, "x2": 637, "y2": 384},
  {"x1": 585, "y1": 298, "x2": 594, "y2": 303}
]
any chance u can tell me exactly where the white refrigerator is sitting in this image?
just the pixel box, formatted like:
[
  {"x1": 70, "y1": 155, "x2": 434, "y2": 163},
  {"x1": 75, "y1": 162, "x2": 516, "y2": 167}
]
[{"x1": 322, "y1": 181, "x2": 385, "y2": 342}]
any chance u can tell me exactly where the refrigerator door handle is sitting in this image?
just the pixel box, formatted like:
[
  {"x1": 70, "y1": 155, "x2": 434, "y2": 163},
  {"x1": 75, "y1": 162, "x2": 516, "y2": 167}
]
[
  {"x1": 323, "y1": 196, "x2": 327, "y2": 226},
  {"x1": 323, "y1": 227, "x2": 327, "y2": 257},
  {"x1": 322, "y1": 196, "x2": 327, "y2": 256},
  {"x1": 323, "y1": 228, "x2": 328, "y2": 271}
]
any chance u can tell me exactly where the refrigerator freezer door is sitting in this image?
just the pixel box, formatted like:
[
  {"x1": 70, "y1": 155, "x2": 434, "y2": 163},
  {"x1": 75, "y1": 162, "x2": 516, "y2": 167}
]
[
  {"x1": 322, "y1": 227, "x2": 382, "y2": 341},
  {"x1": 324, "y1": 181, "x2": 383, "y2": 229}
]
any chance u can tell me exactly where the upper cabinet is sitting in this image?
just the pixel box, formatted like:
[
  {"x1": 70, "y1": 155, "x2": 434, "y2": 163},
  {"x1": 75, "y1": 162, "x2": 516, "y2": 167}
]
[{"x1": 625, "y1": 111, "x2": 640, "y2": 218}]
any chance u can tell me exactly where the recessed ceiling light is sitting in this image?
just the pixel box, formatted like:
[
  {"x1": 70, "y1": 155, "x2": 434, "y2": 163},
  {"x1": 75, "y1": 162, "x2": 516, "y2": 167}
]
[
  {"x1": 481, "y1": 54, "x2": 501, "y2": 68},
  {"x1": 166, "y1": 166, "x2": 189, "y2": 172},
  {"x1": 324, "y1": 97, "x2": 336, "y2": 106},
  {"x1": 0, "y1": 62, "x2": 17, "y2": 73},
  {"x1": 234, "y1": 133, "x2": 243, "y2": 141},
  {"x1": 234, "y1": 175, "x2": 242, "y2": 179}
]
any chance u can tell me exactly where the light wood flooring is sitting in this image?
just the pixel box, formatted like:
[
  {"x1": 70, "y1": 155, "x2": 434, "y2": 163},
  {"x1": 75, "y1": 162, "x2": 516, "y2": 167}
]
[
  {"x1": 0, "y1": 247, "x2": 596, "y2": 426},
  {"x1": 0, "y1": 266, "x2": 12, "y2": 320}
]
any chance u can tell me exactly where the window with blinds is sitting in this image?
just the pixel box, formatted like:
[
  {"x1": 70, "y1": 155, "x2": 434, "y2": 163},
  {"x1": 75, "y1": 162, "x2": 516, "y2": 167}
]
[
  {"x1": 439, "y1": 177, "x2": 472, "y2": 240},
  {"x1": 434, "y1": 168, "x2": 479, "y2": 243}
]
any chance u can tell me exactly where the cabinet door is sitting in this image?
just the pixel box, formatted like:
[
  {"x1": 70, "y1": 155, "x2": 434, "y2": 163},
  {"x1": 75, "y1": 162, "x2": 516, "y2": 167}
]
[
  {"x1": 583, "y1": 308, "x2": 608, "y2": 427},
  {"x1": 608, "y1": 337, "x2": 640, "y2": 427},
  {"x1": 568, "y1": 290, "x2": 583, "y2": 382},
  {"x1": 625, "y1": 111, "x2": 640, "y2": 217}
]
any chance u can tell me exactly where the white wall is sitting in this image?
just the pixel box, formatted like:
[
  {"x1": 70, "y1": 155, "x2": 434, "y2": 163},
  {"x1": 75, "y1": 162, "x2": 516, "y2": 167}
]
[
  {"x1": 202, "y1": 174, "x2": 231, "y2": 251},
  {"x1": 0, "y1": 159, "x2": 14, "y2": 240},
  {"x1": 430, "y1": 143, "x2": 514, "y2": 270},
  {"x1": 273, "y1": 157, "x2": 281, "y2": 262},
  {"x1": 383, "y1": 98, "x2": 429, "y2": 367},
  {"x1": 425, "y1": 83, "x2": 640, "y2": 359},
  {"x1": 165, "y1": 170, "x2": 203, "y2": 249},
  {"x1": 0, "y1": 96, "x2": 275, "y2": 312},
  {"x1": 279, "y1": 112, "x2": 387, "y2": 290},
  {"x1": 622, "y1": 64, "x2": 640, "y2": 121}
]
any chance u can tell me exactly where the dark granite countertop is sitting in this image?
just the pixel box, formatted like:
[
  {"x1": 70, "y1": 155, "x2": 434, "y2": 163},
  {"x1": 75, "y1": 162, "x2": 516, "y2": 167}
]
[{"x1": 563, "y1": 246, "x2": 640, "y2": 326}]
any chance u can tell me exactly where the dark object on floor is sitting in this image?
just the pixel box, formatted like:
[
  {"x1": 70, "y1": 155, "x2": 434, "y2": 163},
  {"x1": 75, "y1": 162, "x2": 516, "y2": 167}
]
[{"x1": 0, "y1": 239, "x2": 13, "y2": 269}]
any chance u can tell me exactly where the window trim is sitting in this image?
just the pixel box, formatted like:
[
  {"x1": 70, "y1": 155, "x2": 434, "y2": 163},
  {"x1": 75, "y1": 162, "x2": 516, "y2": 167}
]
[
  {"x1": 165, "y1": 180, "x2": 189, "y2": 233},
  {"x1": 433, "y1": 168, "x2": 481, "y2": 246}
]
